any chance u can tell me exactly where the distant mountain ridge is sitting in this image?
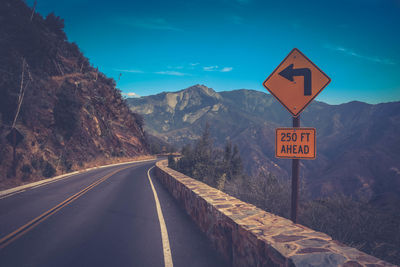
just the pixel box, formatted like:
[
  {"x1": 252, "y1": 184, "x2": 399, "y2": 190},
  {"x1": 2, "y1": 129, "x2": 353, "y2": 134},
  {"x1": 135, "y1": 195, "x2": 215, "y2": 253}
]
[{"x1": 128, "y1": 84, "x2": 400, "y2": 204}]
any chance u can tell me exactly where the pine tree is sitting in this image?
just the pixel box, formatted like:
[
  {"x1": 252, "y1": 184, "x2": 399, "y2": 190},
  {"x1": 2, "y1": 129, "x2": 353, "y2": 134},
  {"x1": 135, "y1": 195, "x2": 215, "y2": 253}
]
[
  {"x1": 174, "y1": 123, "x2": 244, "y2": 187},
  {"x1": 231, "y1": 144, "x2": 243, "y2": 178}
]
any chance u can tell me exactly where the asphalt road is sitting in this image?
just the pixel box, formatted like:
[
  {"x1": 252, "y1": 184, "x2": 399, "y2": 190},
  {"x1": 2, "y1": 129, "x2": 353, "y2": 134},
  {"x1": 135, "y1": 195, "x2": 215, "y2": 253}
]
[{"x1": 0, "y1": 160, "x2": 227, "y2": 267}]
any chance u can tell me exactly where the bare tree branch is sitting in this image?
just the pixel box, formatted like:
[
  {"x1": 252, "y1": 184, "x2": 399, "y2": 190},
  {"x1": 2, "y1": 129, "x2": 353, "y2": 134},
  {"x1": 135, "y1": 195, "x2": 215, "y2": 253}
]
[
  {"x1": 12, "y1": 58, "x2": 32, "y2": 128},
  {"x1": 30, "y1": 0, "x2": 37, "y2": 21}
]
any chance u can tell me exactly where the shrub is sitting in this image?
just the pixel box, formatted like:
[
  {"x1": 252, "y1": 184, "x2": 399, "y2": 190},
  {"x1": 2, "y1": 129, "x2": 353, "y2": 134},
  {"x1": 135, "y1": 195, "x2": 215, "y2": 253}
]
[
  {"x1": 45, "y1": 12, "x2": 66, "y2": 40},
  {"x1": 60, "y1": 156, "x2": 72, "y2": 172},
  {"x1": 21, "y1": 164, "x2": 31, "y2": 174},
  {"x1": 174, "y1": 123, "x2": 245, "y2": 188},
  {"x1": 299, "y1": 195, "x2": 400, "y2": 264},
  {"x1": 167, "y1": 154, "x2": 175, "y2": 168},
  {"x1": 42, "y1": 161, "x2": 55, "y2": 178}
]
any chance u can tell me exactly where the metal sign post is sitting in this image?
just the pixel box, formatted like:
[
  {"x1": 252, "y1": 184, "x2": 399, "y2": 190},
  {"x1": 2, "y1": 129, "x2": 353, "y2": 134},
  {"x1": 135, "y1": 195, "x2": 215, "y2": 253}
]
[{"x1": 291, "y1": 116, "x2": 300, "y2": 223}]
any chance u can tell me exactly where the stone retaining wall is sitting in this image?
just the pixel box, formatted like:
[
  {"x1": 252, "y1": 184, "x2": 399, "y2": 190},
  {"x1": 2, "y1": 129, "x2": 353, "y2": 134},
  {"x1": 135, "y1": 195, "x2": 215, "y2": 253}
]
[{"x1": 154, "y1": 160, "x2": 395, "y2": 267}]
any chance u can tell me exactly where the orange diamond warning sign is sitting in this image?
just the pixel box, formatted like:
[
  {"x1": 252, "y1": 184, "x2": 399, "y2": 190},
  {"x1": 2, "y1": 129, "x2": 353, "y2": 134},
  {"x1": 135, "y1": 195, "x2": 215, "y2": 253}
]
[
  {"x1": 276, "y1": 128, "x2": 316, "y2": 159},
  {"x1": 263, "y1": 48, "x2": 331, "y2": 117}
]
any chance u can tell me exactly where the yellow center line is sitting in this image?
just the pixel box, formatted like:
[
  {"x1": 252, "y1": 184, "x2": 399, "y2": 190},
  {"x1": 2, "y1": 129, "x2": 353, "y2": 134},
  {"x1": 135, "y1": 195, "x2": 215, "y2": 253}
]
[
  {"x1": 147, "y1": 166, "x2": 174, "y2": 267},
  {"x1": 0, "y1": 165, "x2": 132, "y2": 250}
]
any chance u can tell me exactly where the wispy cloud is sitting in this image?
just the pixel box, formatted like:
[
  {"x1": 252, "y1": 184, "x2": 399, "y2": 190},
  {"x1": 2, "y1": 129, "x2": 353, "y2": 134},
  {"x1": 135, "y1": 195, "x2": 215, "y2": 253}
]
[
  {"x1": 122, "y1": 92, "x2": 140, "y2": 98},
  {"x1": 115, "y1": 68, "x2": 188, "y2": 76},
  {"x1": 221, "y1": 67, "x2": 233, "y2": 72},
  {"x1": 115, "y1": 17, "x2": 182, "y2": 32},
  {"x1": 115, "y1": 64, "x2": 232, "y2": 76},
  {"x1": 325, "y1": 44, "x2": 396, "y2": 65},
  {"x1": 203, "y1": 65, "x2": 233, "y2": 72},
  {"x1": 114, "y1": 69, "x2": 144, "y2": 73},
  {"x1": 203, "y1": 65, "x2": 219, "y2": 71},
  {"x1": 155, "y1": 71, "x2": 189, "y2": 76}
]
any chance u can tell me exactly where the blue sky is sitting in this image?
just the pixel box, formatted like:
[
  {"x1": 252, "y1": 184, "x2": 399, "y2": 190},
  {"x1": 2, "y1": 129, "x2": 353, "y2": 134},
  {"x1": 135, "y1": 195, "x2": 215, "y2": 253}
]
[{"x1": 28, "y1": 0, "x2": 400, "y2": 104}]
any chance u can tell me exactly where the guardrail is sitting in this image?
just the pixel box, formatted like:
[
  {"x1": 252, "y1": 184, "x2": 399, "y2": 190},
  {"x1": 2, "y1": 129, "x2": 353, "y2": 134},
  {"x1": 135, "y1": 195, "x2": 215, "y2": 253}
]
[{"x1": 154, "y1": 160, "x2": 394, "y2": 267}]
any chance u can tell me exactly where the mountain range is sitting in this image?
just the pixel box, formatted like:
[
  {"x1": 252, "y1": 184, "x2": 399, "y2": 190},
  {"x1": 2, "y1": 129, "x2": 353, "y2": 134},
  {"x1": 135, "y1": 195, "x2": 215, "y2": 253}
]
[{"x1": 128, "y1": 84, "x2": 400, "y2": 205}]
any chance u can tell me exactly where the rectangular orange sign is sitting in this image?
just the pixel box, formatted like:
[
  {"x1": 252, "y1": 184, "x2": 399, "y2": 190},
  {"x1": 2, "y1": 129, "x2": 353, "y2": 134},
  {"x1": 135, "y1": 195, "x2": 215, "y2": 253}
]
[{"x1": 275, "y1": 128, "x2": 316, "y2": 159}]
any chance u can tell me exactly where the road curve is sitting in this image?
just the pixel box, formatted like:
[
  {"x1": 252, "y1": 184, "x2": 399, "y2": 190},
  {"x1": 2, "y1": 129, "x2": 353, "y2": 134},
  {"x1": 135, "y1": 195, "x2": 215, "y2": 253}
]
[{"x1": 0, "y1": 160, "x2": 227, "y2": 267}]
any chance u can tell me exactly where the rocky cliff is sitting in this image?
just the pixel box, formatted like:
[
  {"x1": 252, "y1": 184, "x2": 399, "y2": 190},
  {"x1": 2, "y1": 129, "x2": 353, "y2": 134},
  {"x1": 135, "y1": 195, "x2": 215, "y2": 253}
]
[{"x1": 0, "y1": 0, "x2": 148, "y2": 189}]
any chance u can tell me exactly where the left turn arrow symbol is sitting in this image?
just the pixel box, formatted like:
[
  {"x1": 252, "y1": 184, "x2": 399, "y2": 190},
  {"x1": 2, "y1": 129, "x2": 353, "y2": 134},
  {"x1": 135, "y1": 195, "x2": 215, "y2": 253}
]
[{"x1": 279, "y1": 64, "x2": 312, "y2": 96}]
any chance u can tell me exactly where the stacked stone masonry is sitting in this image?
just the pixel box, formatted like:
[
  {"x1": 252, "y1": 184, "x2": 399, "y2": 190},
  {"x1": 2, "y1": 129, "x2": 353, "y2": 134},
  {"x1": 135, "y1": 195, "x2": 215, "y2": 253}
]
[{"x1": 154, "y1": 160, "x2": 396, "y2": 267}]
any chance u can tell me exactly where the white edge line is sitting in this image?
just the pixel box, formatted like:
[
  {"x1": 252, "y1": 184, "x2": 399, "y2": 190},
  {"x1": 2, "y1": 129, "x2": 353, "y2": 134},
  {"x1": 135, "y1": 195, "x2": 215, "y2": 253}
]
[
  {"x1": 147, "y1": 166, "x2": 174, "y2": 267},
  {"x1": 0, "y1": 158, "x2": 157, "y2": 199}
]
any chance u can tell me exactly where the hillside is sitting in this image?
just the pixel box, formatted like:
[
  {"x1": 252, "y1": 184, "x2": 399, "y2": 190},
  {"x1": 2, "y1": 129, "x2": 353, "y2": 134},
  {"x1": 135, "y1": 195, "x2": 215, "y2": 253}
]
[
  {"x1": 0, "y1": 0, "x2": 148, "y2": 189},
  {"x1": 128, "y1": 85, "x2": 400, "y2": 205}
]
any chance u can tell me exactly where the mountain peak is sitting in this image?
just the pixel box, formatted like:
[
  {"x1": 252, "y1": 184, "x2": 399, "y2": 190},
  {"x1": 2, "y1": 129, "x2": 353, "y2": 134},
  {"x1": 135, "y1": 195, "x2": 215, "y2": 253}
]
[{"x1": 182, "y1": 84, "x2": 219, "y2": 98}]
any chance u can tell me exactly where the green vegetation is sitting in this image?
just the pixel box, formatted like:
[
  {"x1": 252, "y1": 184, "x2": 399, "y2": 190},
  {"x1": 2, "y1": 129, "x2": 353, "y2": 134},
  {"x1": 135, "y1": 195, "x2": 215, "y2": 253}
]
[
  {"x1": 300, "y1": 195, "x2": 400, "y2": 265},
  {"x1": 171, "y1": 124, "x2": 400, "y2": 265},
  {"x1": 141, "y1": 123, "x2": 175, "y2": 155},
  {"x1": 170, "y1": 124, "x2": 245, "y2": 188},
  {"x1": 146, "y1": 134, "x2": 177, "y2": 155}
]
